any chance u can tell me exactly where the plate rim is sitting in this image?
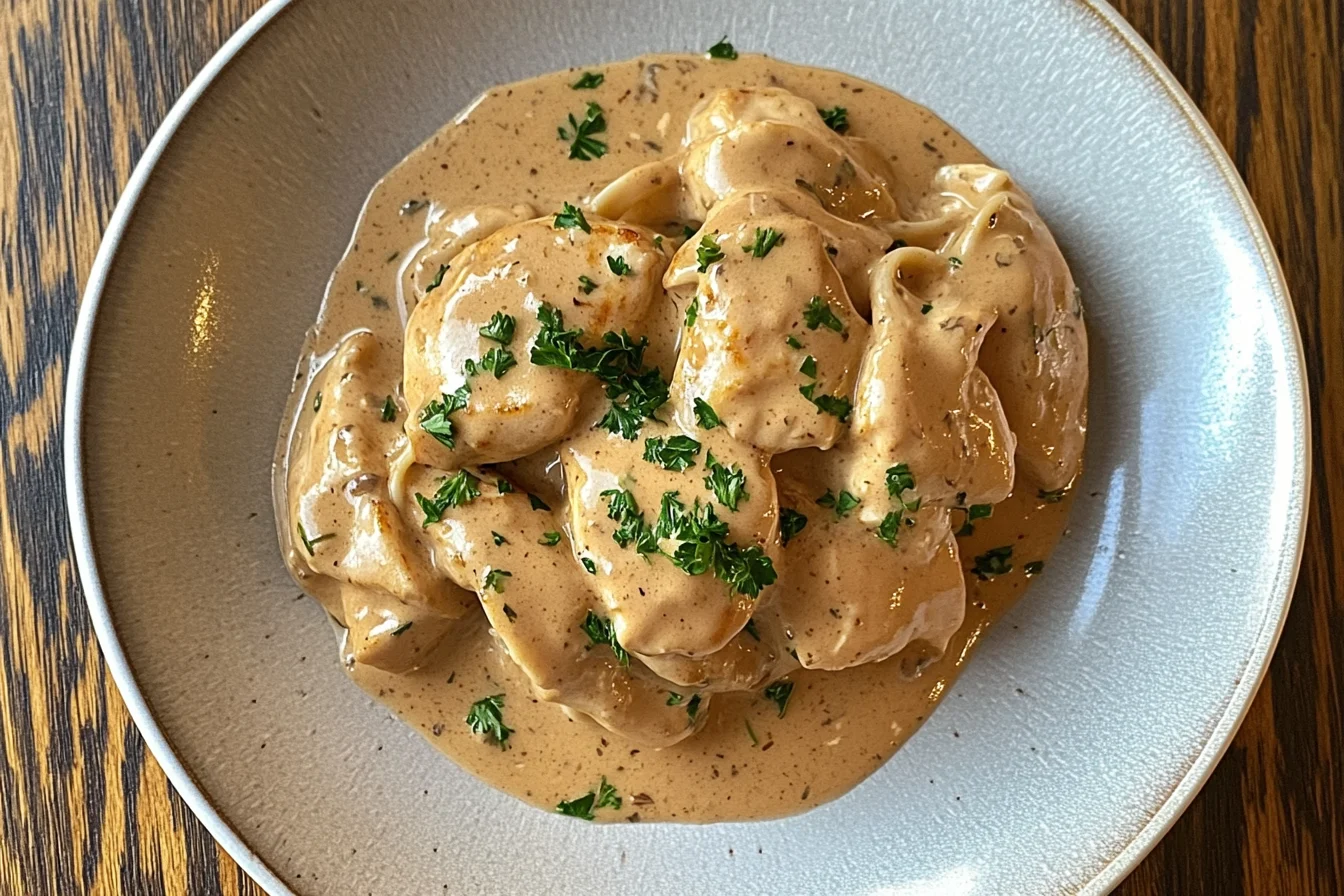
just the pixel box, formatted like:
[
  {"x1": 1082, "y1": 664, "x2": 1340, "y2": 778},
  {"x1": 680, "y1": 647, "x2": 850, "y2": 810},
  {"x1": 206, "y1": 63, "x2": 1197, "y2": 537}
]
[{"x1": 61, "y1": 2, "x2": 1311, "y2": 894}]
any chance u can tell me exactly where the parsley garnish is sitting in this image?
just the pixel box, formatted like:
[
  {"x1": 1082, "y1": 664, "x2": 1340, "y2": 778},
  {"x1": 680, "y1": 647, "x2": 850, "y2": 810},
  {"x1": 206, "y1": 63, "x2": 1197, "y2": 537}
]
[
  {"x1": 955, "y1": 502, "x2": 992, "y2": 537},
  {"x1": 553, "y1": 202, "x2": 592, "y2": 233},
  {"x1": 380, "y1": 395, "x2": 397, "y2": 422},
  {"x1": 704, "y1": 452, "x2": 748, "y2": 511},
  {"x1": 693, "y1": 397, "x2": 722, "y2": 429},
  {"x1": 571, "y1": 71, "x2": 604, "y2": 89},
  {"x1": 886, "y1": 464, "x2": 916, "y2": 497},
  {"x1": 312, "y1": 392, "x2": 322, "y2": 412},
  {"x1": 779, "y1": 508, "x2": 808, "y2": 546},
  {"x1": 707, "y1": 37, "x2": 738, "y2": 59},
  {"x1": 578, "y1": 275, "x2": 598, "y2": 294},
  {"x1": 876, "y1": 511, "x2": 911, "y2": 546},
  {"x1": 877, "y1": 464, "x2": 921, "y2": 545},
  {"x1": 1038, "y1": 487, "x2": 1067, "y2": 504},
  {"x1": 746, "y1": 719, "x2": 758, "y2": 746},
  {"x1": 558, "y1": 102, "x2": 608, "y2": 160},
  {"x1": 817, "y1": 489, "x2": 860, "y2": 518},
  {"x1": 556, "y1": 777, "x2": 621, "y2": 820},
  {"x1": 921, "y1": 303, "x2": 933, "y2": 314},
  {"x1": 799, "y1": 355, "x2": 818, "y2": 378},
  {"x1": 763, "y1": 680, "x2": 794, "y2": 717},
  {"x1": 600, "y1": 488, "x2": 660, "y2": 556},
  {"x1": 972, "y1": 545, "x2": 1014, "y2": 579},
  {"x1": 656, "y1": 493, "x2": 777, "y2": 597},
  {"x1": 686, "y1": 694, "x2": 703, "y2": 721},
  {"x1": 479, "y1": 346, "x2": 516, "y2": 378},
  {"x1": 418, "y1": 384, "x2": 471, "y2": 448},
  {"x1": 496, "y1": 479, "x2": 514, "y2": 494},
  {"x1": 479, "y1": 311, "x2": 516, "y2": 345},
  {"x1": 644, "y1": 434, "x2": 702, "y2": 471},
  {"x1": 803, "y1": 295, "x2": 846, "y2": 335},
  {"x1": 818, "y1": 105, "x2": 849, "y2": 133},
  {"x1": 425, "y1": 264, "x2": 449, "y2": 292},
  {"x1": 696, "y1": 234, "x2": 725, "y2": 272},
  {"x1": 539, "y1": 531, "x2": 562, "y2": 546},
  {"x1": 948, "y1": 256, "x2": 963, "y2": 269},
  {"x1": 667, "y1": 692, "x2": 685, "y2": 706},
  {"x1": 483, "y1": 568, "x2": 512, "y2": 592},
  {"x1": 296, "y1": 522, "x2": 333, "y2": 556},
  {"x1": 786, "y1": 335, "x2": 803, "y2": 349},
  {"x1": 415, "y1": 470, "x2": 481, "y2": 524},
  {"x1": 465, "y1": 694, "x2": 512, "y2": 749},
  {"x1": 607, "y1": 255, "x2": 632, "y2": 276},
  {"x1": 529, "y1": 494, "x2": 552, "y2": 512},
  {"x1": 581, "y1": 611, "x2": 629, "y2": 665},
  {"x1": 581, "y1": 556, "x2": 597, "y2": 574},
  {"x1": 808, "y1": 392, "x2": 852, "y2": 421},
  {"x1": 491, "y1": 531, "x2": 507, "y2": 546},
  {"x1": 1024, "y1": 560, "x2": 1045, "y2": 576},
  {"x1": 743, "y1": 227, "x2": 785, "y2": 258},
  {"x1": 684, "y1": 298, "x2": 698, "y2": 327}
]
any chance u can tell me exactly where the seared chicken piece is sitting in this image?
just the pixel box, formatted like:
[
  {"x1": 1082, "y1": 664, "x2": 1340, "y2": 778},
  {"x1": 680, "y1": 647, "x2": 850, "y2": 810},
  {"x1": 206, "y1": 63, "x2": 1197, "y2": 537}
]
[
  {"x1": 638, "y1": 610, "x2": 796, "y2": 693},
  {"x1": 408, "y1": 469, "x2": 703, "y2": 746},
  {"x1": 403, "y1": 215, "x2": 667, "y2": 468},
  {"x1": 560, "y1": 422, "x2": 779, "y2": 659},
  {"x1": 408, "y1": 204, "x2": 535, "y2": 299},
  {"x1": 666, "y1": 193, "x2": 869, "y2": 455},
  {"x1": 766, "y1": 477, "x2": 966, "y2": 670},
  {"x1": 288, "y1": 333, "x2": 476, "y2": 669}
]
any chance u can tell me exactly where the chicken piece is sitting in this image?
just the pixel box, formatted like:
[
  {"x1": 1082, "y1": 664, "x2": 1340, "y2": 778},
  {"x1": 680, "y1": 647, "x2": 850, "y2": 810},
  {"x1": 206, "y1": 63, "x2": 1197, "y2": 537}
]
[
  {"x1": 844, "y1": 247, "x2": 1017, "y2": 512},
  {"x1": 766, "y1": 477, "x2": 966, "y2": 671},
  {"x1": 560, "y1": 422, "x2": 779, "y2": 659},
  {"x1": 637, "y1": 610, "x2": 796, "y2": 693},
  {"x1": 339, "y1": 585, "x2": 461, "y2": 674},
  {"x1": 881, "y1": 165, "x2": 1087, "y2": 491},
  {"x1": 403, "y1": 214, "x2": 667, "y2": 468},
  {"x1": 408, "y1": 204, "x2": 535, "y2": 298},
  {"x1": 407, "y1": 469, "x2": 702, "y2": 746},
  {"x1": 665, "y1": 194, "x2": 869, "y2": 455},
  {"x1": 288, "y1": 333, "x2": 476, "y2": 658}
]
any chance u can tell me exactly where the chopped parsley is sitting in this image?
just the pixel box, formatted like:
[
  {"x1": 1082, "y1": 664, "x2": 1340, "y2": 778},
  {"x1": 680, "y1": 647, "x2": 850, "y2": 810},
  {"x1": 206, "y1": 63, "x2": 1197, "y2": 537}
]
[
  {"x1": 556, "y1": 777, "x2": 621, "y2": 820},
  {"x1": 707, "y1": 37, "x2": 738, "y2": 59},
  {"x1": 570, "y1": 71, "x2": 604, "y2": 89},
  {"x1": 803, "y1": 295, "x2": 847, "y2": 335},
  {"x1": 806, "y1": 390, "x2": 852, "y2": 422},
  {"x1": 553, "y1": 202, "x2": 592, "y2": 233},
  {"x1": 696, "y1": 233, "x2": 725, "y2": 272},
  {"x1": 644, "y1": 434, "x2": 702, "y2": 471},
  {"x1": 491, "y1": 531, "x2": 507, "y2": 546},
  {"x1": 606, "y1": 255, "x2": 632, "y2": 276},
  {"x1": 799, "y1": 355, "x2": 818, "y2": 377},
  {"x1": 746, "y1": 719, "x2": 759, "y2": 746},
  {"x1": 418, "y1": 384, "x2": 471, "y2": 448},
  {"x1": 876, "y1": 511, "x2": 912, "y2": 546},
  {"x1": 581, "y1": 611, "x2": 629, "y2": 665},
  {"x1": 816, "y1": 489, "x2": 860, "y2": 518},
  {"x1": 667, "y1": 692, "x2": 685, "y2": 706},
  {"x1": 1038, "y1": 487, "x2": 1067, "y2": 504},
  {"x1": 684, "y1": 297, "x2": 699, "y2": 327},
  {"x1": 886, "y1": 463, "x2": 916, "y2": 497},
  {"x1": 763, "y1": 680, "x2": 794, "y2": 717},
  {"x1": 743, "y1": 227, "x2": 785, "y2": 258},
  {"x1": 312, "y1": 392, "x2": 322, "y2": 412},
  {"x1": 296, "y1": 522, "x2": 333, "y2": 556},
  {"x1": 496, "y1": 479, "x2": 514, "y2": 494},
  {"x1": 578, "y1": 274, "x2": 598, "y2": 294},
  {"x1": 818, "y1": 105, "x2": 849, "y2": 133},
  {"x1": 600, "y1": 488, "x2": 660, "y2": 556},
  {"x1": 479, "y1": 311, "x2": 516, "y2": 345},
  {"x1": 686, "y1": 693, "x2": 703, "y2": 722},
  {"x1": 483, "y1": 568, "x2": 512, "y2": 592},
  {"x1": 1024, "y1": 560, "x2": 1045, "y2": 576},
  {"x1": 785, "y1": 335, "x2": 803, "y2": 349},
  {"x1": 878, "y1": 464, "x2": 921, "y2": 546},
  {"x1": 558, "y1": 102, "x2": 608, "y2": 161},
  {"x1": 655, "y1": 492, "x2": 776, "y2": 597},
  {"x1": 425, "y1": 263, "x2": 449, "y2": 292},
  {"x1": 479, "y1": 346, "x2": 517, "y2": 378},
  {"x1": 529, "y1": 494, "x2": 552, "y2": 512},
  {"x1": 955, "y1": 502, "x2": 992, "y2": 537},
  {"x1": 415, "y1": 470, "x2": 481, "y2": 524},
  {"x1": 380, "y1": 395, "x2": 397, "y2": 422},
  {"x1": 693, "y1": 397, "x2": 722, "y2": 429},
  {"x1": 972, "y1": 545, "x2": 1014, "y2": 580},
  {"x1": 921, "y1": 303, "x2": 933, "y2": 315},
  {"x1": 581, "y1": 556, "x2": 597, "y2": 574},
  {"x1": 948, "y1": 256, "x2": 963, "y2": 269},
  {"x1": 539, "y1": 531, "x2": 562, "y2": 546},
  {"x1": 703, "y1": 452, "x2": 748, "y2": 511},
  {"x1": 779, "y1": 508, "x2": 808, "y2": 546},
  {"x1": 465, "y1": 694, "x2": 512, "y2": 749}
]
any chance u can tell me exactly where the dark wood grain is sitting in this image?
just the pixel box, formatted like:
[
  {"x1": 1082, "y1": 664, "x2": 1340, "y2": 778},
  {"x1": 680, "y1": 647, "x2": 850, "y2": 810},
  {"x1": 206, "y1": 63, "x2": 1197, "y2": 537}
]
[{"x1": 1, "y1": 1, "x2": 1339, "y2": 893}]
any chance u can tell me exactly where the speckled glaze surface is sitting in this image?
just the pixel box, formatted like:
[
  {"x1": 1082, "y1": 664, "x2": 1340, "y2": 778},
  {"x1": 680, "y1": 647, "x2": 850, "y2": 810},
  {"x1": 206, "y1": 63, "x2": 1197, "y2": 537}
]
[{"x1": 64, "y1": 0, "x2": 1308, "y2": 894}]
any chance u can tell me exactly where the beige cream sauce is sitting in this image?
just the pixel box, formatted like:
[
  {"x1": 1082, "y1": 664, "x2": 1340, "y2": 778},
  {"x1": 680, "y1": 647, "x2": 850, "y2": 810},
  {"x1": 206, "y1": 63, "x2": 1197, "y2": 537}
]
[{"x1": 279, "y1": 54, "x2": 1077, "y2": 822}]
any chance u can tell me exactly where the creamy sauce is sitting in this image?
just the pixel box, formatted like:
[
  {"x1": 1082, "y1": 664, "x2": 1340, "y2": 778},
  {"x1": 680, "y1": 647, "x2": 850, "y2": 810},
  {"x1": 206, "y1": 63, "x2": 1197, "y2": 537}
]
[{"x1": 273, "y1": 52, "x2": 1086, "y2": 823}]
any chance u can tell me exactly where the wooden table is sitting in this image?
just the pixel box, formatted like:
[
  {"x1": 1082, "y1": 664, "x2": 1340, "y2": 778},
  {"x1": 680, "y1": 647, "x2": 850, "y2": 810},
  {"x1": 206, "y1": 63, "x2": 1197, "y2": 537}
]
[{"x1": 1, "y1": 1, "x2": 1339, "y2": 892}]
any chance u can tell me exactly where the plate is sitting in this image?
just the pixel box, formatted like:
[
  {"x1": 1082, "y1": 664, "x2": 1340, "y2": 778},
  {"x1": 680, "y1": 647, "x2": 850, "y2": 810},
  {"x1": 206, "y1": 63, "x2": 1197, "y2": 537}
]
[{"x1": 64, "y1": 0, "x2": 1309, "y2": 893}]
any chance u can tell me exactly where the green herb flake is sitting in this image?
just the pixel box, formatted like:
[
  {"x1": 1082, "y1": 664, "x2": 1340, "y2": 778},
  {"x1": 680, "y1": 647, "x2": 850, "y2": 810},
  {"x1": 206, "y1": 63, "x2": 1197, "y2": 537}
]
[
  {"x1": 655, "y1": 492, "x2": 777, "y2": 597},
  {"x1": 483, "y1": 568, "x2": 512, "y2": 592},
  {"x1": 743, "y1": 226, "x2": 785, "y2": 258},
  {"x1": 491, "y1": 531, "x2": 508, "y2": 546},
  {"x1": 886, "y1": 463, "x2": 916, "y2": 498},
  {"x1": 1024, "y1": 560, "x2": 1045, "y2": 576},
  {"x1": 380, "y1": 395, "x2": 397, "y2": 422},
  {"x1": 581, "y1": 611, "x2": 629, "y2": 665},
  {"x1": 763, "y1": 680, "x2": 794, "y2": 717},
  {"x1": 818, "y1": 105, "x2": 849, "y2": 133},
  {"x1": 706, "y1": 37, "x2": 738, "y2": 59},
  {"x1": 539, "y1": 531, "x2": 562, "y2": 546},
  {"x1": 582, "y1": 556, "x2": 597, "y2": 574},
  {"x1": 553, "y1": 202, "x2": 592, "y2": 233},
  {"x1": 578, "y1": 274, "x2": 598, "y2": 294},
  {"x1": 465, "y1": 694, "x2": 513, "y2": 749},
  {"x1": 746, "y1": 719, "x2": 759, "y2": 746},
  {"x1": 816, "y1": 489, "x2": 860, "y2": 518},
  {"x1": 606, "y1": 255, "x2": 632, "y2": 276},
  {"x1": 972, "y1": 545, "x2": 1014, "y2": 580},
  {"x1": 479, "y1": 346, "x2": 517, "y2": 379},
  {"x1": 571, "y1": 71, "x2": 605, "y2": 89},
  {"x1": 1038, "y1": 487, "x2": 1067, "y2": 504},
  {"x1": 600, "y1": 488, "x2": 660, "y2": 556},
  {"x1": 312, "y1": 392, "x2": 323, "y2": 412},
  {"x1": 968, "y1": 503, "x2": 993, "y2": 520},
  {"x1": 556, "y1": 777, "x2": 620, "y2": 820},
  {"x1": 684, "y1": 298, "x2": 699, "y2": 328},
  {"x1": 418, "y1": 384, "x2": 471, "y2": 448},
  {"x1": 558, "y1": 102, "x2": 608, "y2": 161},
  {"x1": 799, "y1": 355, "x2": 818, "y2": 378},
  {"x1": 415, "y1": 470, "x2": 481, "y2": 525},
  {"x1": 496, "y1": 479, "x2": 514, "y2": 494},
  {"x1": 479, "y1": 311, "x2": 516, "y2": 345},
  {"x1": 696, "y1": 233, "x2": 725, "y2": 272},
  {"x1": 703, "y1": 452, "x2": 748, "y2": 511},
  {"x1": 779, "y1": 508, "x2": 808, "y2": 546},
  {"x1": 425, "y1": 264, "x2": 449, "y2": 292},
  {"x1": 876, "y1": 511, "x2": 905, "y2": 546},
  {"x1": 667, "y1": 692, "x2": 685, "y2": 706},
  {"x1": 644, "y1": 434, "x2": 702, "y2": 471},
  {"x1": 921, "y1": 303, "x2": 933, "y2": 315},
  {"x1": 948, "y1": 256, "x2": 963, "y2": 269},
  {"x1": 529, "y1": 493, "x2": 552, "y2": 512},
  {"x1": 296, "y1": 522, "x2": 334, "y2": 556},
  {"x1": 693, "y1": 397, "x2": 722, "y2": 429},
  {"x1": 803, "y1": 295, "x2": 846, "y2": 335},
  {"x1": 808, "y1": 391, "x2": 853, "y2": 422},
  {"x1": 686, "y1": 693, "x2": 703, "y2": 722},
  {"x1": 786, "y1": 335, "x2": 803, "y2": 349}
]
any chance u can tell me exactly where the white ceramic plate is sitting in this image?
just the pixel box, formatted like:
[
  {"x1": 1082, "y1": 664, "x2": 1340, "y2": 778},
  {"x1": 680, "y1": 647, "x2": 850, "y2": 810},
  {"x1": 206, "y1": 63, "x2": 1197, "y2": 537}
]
[{"x1": 65, "y1": 1, "x2": 1309, "y2": 893}]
